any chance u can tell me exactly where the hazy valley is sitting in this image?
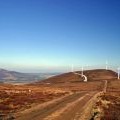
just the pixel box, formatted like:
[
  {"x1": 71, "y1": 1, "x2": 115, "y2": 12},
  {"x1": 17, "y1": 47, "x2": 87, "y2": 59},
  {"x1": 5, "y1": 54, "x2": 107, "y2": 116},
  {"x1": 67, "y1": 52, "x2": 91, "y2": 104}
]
[{"x1": 0, "y1": 69, "x2": 60, "y2": 84}]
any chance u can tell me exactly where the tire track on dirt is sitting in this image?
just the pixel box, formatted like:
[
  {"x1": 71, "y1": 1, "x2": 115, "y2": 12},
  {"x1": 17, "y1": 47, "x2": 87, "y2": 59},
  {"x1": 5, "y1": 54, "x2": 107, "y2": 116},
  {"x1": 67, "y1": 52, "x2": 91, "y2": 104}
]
[
  {"x1": 16, "y1": 91, "x2": 88, "y2": 120},
  {"x1": 51, "y1": 92, "x2": 97, "y2": 120}
]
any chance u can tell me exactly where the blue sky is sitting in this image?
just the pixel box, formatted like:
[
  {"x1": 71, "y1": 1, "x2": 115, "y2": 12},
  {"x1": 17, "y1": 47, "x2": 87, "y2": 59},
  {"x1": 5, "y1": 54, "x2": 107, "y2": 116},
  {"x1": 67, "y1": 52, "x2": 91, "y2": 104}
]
[{"x1": 0, "y1": 0, "x2": 120, "y2": 72}]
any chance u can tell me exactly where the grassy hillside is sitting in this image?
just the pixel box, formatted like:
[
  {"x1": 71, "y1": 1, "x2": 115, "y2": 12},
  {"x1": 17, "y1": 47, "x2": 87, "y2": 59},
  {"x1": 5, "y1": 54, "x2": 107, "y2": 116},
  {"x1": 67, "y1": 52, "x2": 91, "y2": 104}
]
[{"x1": 37, "y1": 69, "x2": 117, "y2": 84}]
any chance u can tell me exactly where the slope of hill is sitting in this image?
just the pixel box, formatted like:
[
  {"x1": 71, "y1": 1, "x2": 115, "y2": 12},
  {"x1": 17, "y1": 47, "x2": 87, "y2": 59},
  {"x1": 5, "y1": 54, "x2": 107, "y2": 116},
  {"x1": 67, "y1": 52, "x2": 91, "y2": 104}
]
[
  {"x1": 0, "y1": 69, "x2": 38, "y2": 83},
  {"x1": 77, "y1": 69, "x2": 117, "y2": 81},
  {"x1": 0, "y1": 69, "x2": 59, "y2": 84},
  {"x1": 37, "y1": 69, "x2": 117, "y2": 84}
]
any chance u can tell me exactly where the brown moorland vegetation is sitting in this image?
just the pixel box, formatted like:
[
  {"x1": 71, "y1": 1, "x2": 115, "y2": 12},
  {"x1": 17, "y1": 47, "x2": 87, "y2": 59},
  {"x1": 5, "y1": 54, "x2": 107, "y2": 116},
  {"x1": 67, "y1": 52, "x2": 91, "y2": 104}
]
[
  {"x1": 91, "y1": 80, "x2": 120, "y2": 120},
  {"x1": 0, "y1": 69, "x2": 118, "y2": 119},
  {"x1": 0, "y1": 84, "x2": 68, "y2": 119}
]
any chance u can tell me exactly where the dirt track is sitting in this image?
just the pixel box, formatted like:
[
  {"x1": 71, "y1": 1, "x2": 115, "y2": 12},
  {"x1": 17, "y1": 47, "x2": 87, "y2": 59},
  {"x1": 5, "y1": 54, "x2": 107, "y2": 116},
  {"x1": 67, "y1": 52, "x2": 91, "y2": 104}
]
[
  {"x1": 15, "y1": 75, "x2": 109, "y2": 120},
  {"x1": 16, "y1": 91, "x2": 98, "y2": 120},
  {"x1": 103, "y1": 80, "x2": 108, "y2": 93}
]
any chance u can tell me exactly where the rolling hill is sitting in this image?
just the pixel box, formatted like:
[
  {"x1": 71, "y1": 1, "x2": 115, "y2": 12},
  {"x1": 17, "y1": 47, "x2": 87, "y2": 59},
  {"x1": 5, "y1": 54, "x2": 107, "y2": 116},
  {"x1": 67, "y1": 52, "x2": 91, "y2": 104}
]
[{"x1": 37, "y1": 69, "x2": 117, "y2": 84}]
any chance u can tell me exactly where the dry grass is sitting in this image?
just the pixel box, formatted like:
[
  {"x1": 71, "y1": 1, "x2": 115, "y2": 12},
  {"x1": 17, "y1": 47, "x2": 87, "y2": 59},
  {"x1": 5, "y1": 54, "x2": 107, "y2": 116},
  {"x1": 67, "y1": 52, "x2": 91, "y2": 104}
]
[
  {"x1": 91, "y1": 80, "x2": 120, "y2": 120},
  {"x1": 0, "y1": 84, "x2": 68, "y2": 119}
]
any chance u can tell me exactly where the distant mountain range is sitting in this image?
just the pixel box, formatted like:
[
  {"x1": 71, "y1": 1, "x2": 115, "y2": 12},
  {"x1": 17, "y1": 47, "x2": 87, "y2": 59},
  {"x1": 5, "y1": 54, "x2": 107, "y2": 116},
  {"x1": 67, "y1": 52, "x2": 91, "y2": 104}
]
[{"x1": 0, "y1": 69, "x2": 60, "y2": 84}]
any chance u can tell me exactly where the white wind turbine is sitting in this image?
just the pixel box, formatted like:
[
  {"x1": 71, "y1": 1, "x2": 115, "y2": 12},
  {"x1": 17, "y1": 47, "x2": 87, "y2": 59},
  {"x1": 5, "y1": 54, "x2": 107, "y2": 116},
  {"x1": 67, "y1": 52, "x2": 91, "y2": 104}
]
[
  {"x1": 81, "y1": 66, "x2": 83, "y2": 76},
  {"x1": 106, "y1": 60, "x2": 108, "y2": 70},
  {"x1": 71, "y1": 64, "x2": 74, "y2": 72},
  {"x1": 118, "y1": 67, "x2": 120, "y2": 80}
]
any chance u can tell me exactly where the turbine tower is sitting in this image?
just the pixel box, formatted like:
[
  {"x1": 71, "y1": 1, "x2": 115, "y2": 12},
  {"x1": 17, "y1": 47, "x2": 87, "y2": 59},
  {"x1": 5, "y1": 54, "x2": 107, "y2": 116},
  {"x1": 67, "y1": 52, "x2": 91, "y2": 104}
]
[
  {"x1": 81, "y1": 66, "x2": 87, "y2": 82},
  {"x1": 118, "y1": 67, "x2": 120, "y2": 80},
  {"x1": 106, "y1": 60, "x2": 108, "y2": 70},
  {"x1": 81, "y1": 66, "x2": 83, "y2": 76},
  {"x1": 71, "y1": 64, "x2": 74, "y2": 72}
]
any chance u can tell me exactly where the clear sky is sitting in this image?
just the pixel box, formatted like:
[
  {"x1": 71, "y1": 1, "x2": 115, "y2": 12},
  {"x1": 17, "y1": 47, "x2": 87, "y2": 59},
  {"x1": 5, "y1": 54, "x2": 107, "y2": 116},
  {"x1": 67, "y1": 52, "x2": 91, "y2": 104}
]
[{"x1": 0, "y1": 0, "x2": 120, "y2": 72}]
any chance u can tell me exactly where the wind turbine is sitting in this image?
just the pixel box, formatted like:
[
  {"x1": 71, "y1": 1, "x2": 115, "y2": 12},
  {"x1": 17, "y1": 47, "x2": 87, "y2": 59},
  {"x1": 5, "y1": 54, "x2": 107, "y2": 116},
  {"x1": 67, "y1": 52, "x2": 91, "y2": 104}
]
[
  {"x1": 71, "y1": 64, "x2": 74, "y2": 72},
  {"x1": 74, "y1": 66, "x2": 87, "y2": 82},
  {"x1": 81, "y1": 66, "x2": 83, "y2": 76},
  {"x1": 118, "y1": 67, "x2": 120, "y2": 80},
  {"x1": 106, "y1": 60, "x2": 108, "y2": 70},
  {"x1": 81, "y1": 66, "x2": 87, "y2": 82}
]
